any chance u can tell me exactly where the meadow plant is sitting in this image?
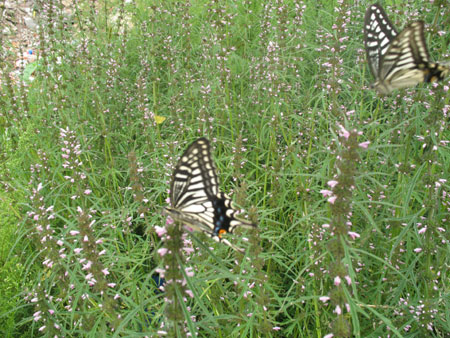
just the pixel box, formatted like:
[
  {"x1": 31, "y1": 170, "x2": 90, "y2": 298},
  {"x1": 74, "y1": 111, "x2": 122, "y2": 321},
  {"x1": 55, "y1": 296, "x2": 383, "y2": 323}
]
[
  {"x1": 155, "y1": 218, "x2": 196, "y2": 337},
  {"x1": 320, "y1": 125, "x2": 368, "y2": 337},
  {"x1": 1, "y1": 0, "x2": 449, "y2": 337}
]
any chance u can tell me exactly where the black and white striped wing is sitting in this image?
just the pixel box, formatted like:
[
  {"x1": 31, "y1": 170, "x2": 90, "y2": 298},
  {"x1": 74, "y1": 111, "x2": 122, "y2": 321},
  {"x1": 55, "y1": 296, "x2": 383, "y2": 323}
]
[
  {"x1": 375, "y1": 21, "x2": 430, "y2": 93},
  {"x1": 364, "y1": 4, "x2": 450, "y2": 94},
  {"x1": 376, "y1": 21, "x2": 449, "y2": 93},
  {"x1": 364, "y1": 3, "x2": 398, "y2": 78},
  {"x1": 165, "y1": 138, "x2": 256, "y2": 245}
]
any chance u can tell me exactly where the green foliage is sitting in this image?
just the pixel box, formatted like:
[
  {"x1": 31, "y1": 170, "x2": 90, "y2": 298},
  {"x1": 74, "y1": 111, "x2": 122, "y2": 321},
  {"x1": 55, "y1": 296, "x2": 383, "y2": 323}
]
[{"x1": 0, "y1": 0, "x2": 449, "y2": 337}]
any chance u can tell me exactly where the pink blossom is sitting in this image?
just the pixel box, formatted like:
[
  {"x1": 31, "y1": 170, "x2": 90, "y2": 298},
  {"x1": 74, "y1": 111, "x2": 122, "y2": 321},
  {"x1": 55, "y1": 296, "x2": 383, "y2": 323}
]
[
  {"x1": 320, "y1": 189, "x2": 333, "y2": 197},
  {"x1": 157, "y1": 248, "x2": 169, "y2": 256},
  {"x1": 319, "y1": 296, "x2": 330, "y2": 302},
  {"x1": 324, "y1": 334, "x2": 334, "y2": 338},
  {"x1": 273, "y1": 327, "x2": 281, "y2": 331},
  {"x1": 70, "y1": 230, "x2": 80, "y2": 235},
  {"x1": 84, "y1": 189, "x2": 92, "y2": 195},
  {"x1": 418, "y1": 227, "x2": 427, "y2": 234},
  {"x1": 185, "y1": 289, "x2": 194, "y2": 298},
  {"x1": 358, "y1": 141, "x2": 370, "y2": 149},
  {"x1": 414, "y1": 248, "x2": 422, "y2": 253},
  {"x1": 82, "y1": 261, "x2": 92, "y2": 270},
  {"x1": 185, "y1": 267, "x2": 195, "y2": 277},
  {"x1": 327, "y1": 180, "x2": 338, "y2": 188},
  {"x1": 327, "y1": 196, "x2": 337, "y2": 204},
  {"x1": 322, "y1": 223, "x2": 330, "y2": 228},
  {"x1": 334, "y1": 276, "x2": 341, "y2": 286},
  {"x1": 154, "y1": 225, "x2": 167, "y2": 237},
  {"x1": 334, "y1": 305, "x2": 342, "y2": 315},
  {"x1": 344, "y1": 275, "x2": 351, "y2": 285},
  {"x1": 348, "y1": 231, "x2": 360, "y2": 240},
  {"x1": 338, "y1": 125, "x2": 350, "y2": 139}
]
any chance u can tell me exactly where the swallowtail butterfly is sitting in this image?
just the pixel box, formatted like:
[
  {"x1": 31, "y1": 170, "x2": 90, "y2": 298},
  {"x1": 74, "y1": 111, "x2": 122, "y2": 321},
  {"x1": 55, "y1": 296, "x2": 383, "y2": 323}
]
[
  {"x1": 164, "y1": 138, "x2": 256, "y2": 250},
  {"x1": 364, "y1": 3, "x2": 450, "y2": 94}
]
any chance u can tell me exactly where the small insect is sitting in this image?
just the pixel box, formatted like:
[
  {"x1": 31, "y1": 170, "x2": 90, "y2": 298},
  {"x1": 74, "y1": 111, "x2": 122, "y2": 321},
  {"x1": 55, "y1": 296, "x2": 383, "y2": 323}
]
[
  {"x1": 364, "y1": 3, "x2": 450, "y2": 94},
  {"x1": 164, "y1": 138, "x2": 256, "y2": 251}
]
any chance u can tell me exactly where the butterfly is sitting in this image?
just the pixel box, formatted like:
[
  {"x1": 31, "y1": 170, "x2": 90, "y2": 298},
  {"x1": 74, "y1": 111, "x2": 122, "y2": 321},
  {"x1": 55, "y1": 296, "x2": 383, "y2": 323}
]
[
  {"x1": 364, "y1": 3, "x2": 450, "y2": 94},
  {"x1": 164, "y1": 137, "x2": 256, "y2": 251}
]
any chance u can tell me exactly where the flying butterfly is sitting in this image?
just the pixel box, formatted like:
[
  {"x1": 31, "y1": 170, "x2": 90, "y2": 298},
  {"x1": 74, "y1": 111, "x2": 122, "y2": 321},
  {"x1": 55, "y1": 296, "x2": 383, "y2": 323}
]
[
  {"x1": 364, "y1": 3, "x2": 450, "y2": 94},
  {"x1": 164, "y1": 137, "x2": 256, "y2": 251}
]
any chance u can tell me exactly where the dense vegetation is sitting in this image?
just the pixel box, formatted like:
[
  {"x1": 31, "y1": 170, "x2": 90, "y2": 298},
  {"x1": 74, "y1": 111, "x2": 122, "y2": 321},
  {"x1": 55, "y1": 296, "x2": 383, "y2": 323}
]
[{"x1": 0, "y1": 0, "x2": 449, "y2": 337}]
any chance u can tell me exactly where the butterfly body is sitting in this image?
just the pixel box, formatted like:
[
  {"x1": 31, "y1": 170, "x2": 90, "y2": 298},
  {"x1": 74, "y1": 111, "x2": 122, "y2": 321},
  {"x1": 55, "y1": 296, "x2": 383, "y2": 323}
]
[
  {"x1": 164, "y1": 138, "x2": 256, "y2": 248},
  {"x1": 364, "y1": 4, "x2": 450, "y2": 94}
]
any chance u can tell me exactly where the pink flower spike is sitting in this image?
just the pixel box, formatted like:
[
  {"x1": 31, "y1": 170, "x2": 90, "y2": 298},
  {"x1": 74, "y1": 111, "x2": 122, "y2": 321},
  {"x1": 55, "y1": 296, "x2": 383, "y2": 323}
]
[
  {"x1": 327, "y1": 180, "x2": 338, "y2": 188},
  {"x1": 359, "y1": 141, "x2": 370, "y2": 149},
  {"x1": 327, "y1": 196, "x2": 337, "y2": 204},
  {"x1": 320, "y1": 189, "x2": 333, "y2": 197},
  {"x1": 348, "y1": 231, "x2": 360, "y2": 240}
]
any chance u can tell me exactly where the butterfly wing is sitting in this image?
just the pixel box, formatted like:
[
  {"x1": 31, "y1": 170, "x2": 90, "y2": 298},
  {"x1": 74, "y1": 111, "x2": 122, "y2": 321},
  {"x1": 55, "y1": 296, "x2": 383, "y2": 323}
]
[
  {"x1": 365, "y1": 5, "x2": 450, "y2": 94},
  {"x1": 364, "y1": 3, "x2": 399, "y2": 78},
  {"x1": 168, "y1": 138, "x2": 217, "y2": 233},
  {"x1": 375, "y1": 21, "x2": 429, "y2": 93},
  {"x1": 165, "y1": 138, "x2": 256, "y2": 247}
]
